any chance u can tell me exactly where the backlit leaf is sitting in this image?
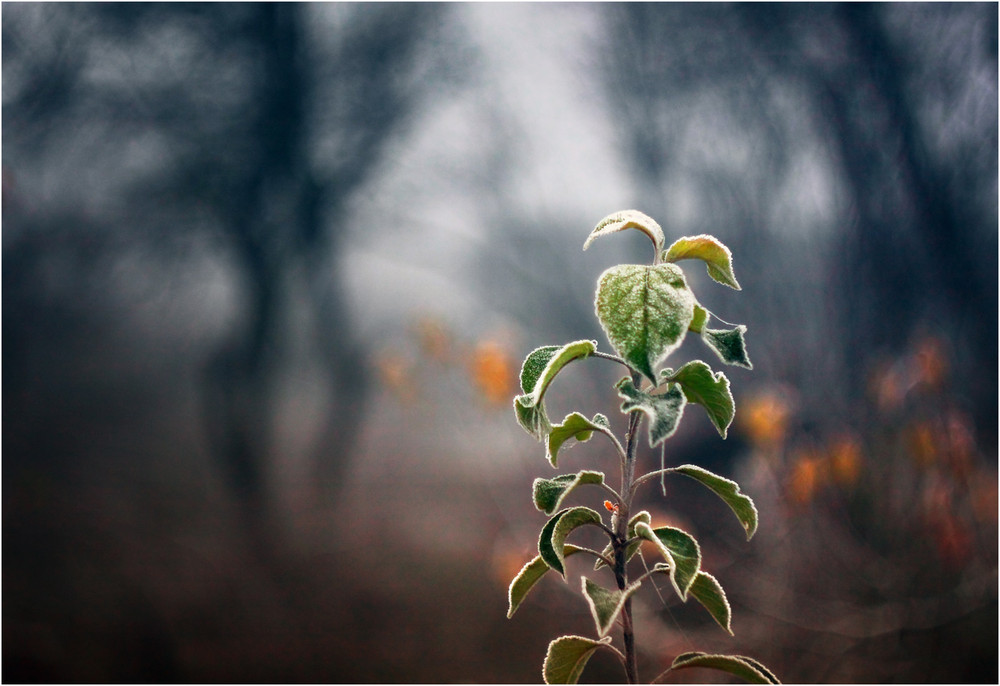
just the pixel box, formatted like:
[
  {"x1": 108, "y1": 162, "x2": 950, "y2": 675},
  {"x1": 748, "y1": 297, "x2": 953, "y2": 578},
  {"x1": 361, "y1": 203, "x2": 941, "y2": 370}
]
[
  {"x1": 664, "y1": 234, "x2": 741, "y2": 290},
  {"x1": 515, "y1": 340, "x2": 597, "y2": 440},
  {"x1": 688, "y1": 571, "x2": 733, "y2": 635},
  {"x1": 581, "y1": 577, "x2": 642, "y2": 637},
  {"x1": 616, "y1": 376, "x2": 687, "y2": 447},
  {"x1": 583, "y1": 209, "x2": 664, "y2": 257},
  {"x1": 669, "y1": 464, "x2": 758, "y2": 539},
  {"x1": 595, "y1": 263, "x2": 696, "y2": 383},
  {"x1": 670, "y1": 652, "x2": 780, "y2": 684},
  {"x1": 634, "y1": 522, "x2": 701, "y2": 600},
  {"x1": 664, "y1": 361, "x2": 735, "y2": 438},
  {"x1": 543, "y1": 635, "x2": 613, "y2": 684},
  {"x1": 547, "y1": 412, "x2": 612, "y2": 468},
  {"x1": 507, "y1": 545, "x2": 585, "y2": 618},
  {"x1": 702, "y1": 326, "x2": 753, "y2": 370},
  {"x1": 689, "y1": 304, "x2": 709, "y2": 333},
  {"x1": 533, "y1": 471, "x2": 605, "y2": 515},
  {"x1": 538, "y1": 507, "x2": 603, "y2": 579}
]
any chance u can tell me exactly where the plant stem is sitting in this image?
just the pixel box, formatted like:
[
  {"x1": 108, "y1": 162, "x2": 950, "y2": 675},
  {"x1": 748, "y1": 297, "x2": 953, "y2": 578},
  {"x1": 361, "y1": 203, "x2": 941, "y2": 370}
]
[{"x1": 616, "y1": 399, "x2": 643, "y2": 684}]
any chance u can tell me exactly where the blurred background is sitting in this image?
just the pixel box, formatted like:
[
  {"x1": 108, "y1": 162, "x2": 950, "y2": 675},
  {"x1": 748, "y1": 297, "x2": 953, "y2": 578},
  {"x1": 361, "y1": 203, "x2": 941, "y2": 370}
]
[{"x1": 3, "y1": 3, "x2": 997, "y2": 683}]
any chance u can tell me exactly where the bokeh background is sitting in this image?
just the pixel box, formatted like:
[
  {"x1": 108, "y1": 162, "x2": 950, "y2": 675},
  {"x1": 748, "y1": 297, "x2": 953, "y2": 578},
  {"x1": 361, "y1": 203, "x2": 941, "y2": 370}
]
[{"x1": 3, "y1": 3, "x2": 997, "y2": 683}]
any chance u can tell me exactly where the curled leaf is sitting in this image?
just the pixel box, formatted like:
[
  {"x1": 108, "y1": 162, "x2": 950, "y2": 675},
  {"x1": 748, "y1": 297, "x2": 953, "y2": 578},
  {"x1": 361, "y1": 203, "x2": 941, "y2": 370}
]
[
  {"x1": 538, "y1": 506, "x2": 603, "y2": 579},
  {"x1": 533, "y1": 471, "x2": 605, "y2": 515},
  {"x1": 581, "y1": 577, "x2": 642, "y2": 637},
  {"x1": 514, "y1": 341, "x2": 597, "y2": 440},
  {"x1": 634, "y1": 522, "x2": 701, "y2": 600},
  {"x1": 543, "y1": 635, "x2": 613, "y2": 684},
  {"x1": 664, "y1": 361, "x2": 735, "y2": 438},
  {"x1": 547, "y1": 412, "x2": 612, "y2": 468},
  {"x1": 507, "y1": 545, "x2": 585, "y2": 618},
  {"x1": 584, "y1": 209, "x2": 664, "y2": 257},
  {"x1": 670, "y1": 652, "x2": 780, "y2": 684},
  {"x1": 669, "y1": 464, "x2": 758, "y2": 539},
  {"x1": 664, "y1": 234, "x2": 741, "y2": 290},
  {"x1": 616, "y1": 377, "x2": 687, "y2": 447}
]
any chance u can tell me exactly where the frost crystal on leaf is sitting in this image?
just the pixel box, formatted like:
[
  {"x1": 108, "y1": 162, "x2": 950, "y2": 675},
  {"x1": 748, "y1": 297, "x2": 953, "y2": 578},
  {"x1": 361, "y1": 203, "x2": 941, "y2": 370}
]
[
  {"x1": 595, "y1": 263, "x2": 696, "y2": 383},
  {"x1": 583, "y1": 209, "x2": 665, "y2": 257}
]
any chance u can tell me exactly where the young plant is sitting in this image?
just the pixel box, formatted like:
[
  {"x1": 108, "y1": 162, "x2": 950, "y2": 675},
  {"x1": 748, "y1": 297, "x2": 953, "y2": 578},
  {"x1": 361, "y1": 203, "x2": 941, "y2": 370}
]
[{"x1": 508, "y1": 210, "x2": 779, "y2": 684}]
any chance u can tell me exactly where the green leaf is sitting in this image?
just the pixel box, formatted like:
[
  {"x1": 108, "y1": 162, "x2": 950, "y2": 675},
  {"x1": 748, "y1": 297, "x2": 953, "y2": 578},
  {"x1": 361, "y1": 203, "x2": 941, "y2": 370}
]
[
  {"x1": 547, "y1": 412, "x2": 612, "y2": 468},
  {"x1": 688, "y1": 571, "x2": 733, "y2": 635},
  {"x1": 581, "y1": 577, "x2": 642, "y2": 636},
  {"x1": 670, "y1": 652, "x2": 780, "y2": 684},
  {"x1": 595, "y1": 510, "x2": 650, "y2": 570},
  {"x1": 507, "y1": 545, "x2": 585, "y2": 618},
  {"x1": 538, "y1": 507, "x2": 604, "y2": 579},
  {"x1": 634, "y1": 522, "x2": 701, "y2": 600},
  {"x1": 689, "y1": 304, "x2": 709, "y2": 333},
  {"x1": 702, "y1": 326, "x2": 753, "y2": 370},
  {"x1": 514, "y1": 395, "x2": 552, "y2": 442},
  {"x1": 533, "y1": 471, "x2": 606, "y2": 515},
  {"x1": 664, "y1": 361, "x2": 735, "y2": 438},
  {"x1": 543, "y1": 635, "x2": 613, "y2": 684},
  {"x1": 583, "y1": 209, "x2": 664, "y2": 257},
  {"x1": 669, "y1": 464, "x2": 758, "y2": 539},
  {"x1": 520, "y1": 345, "x2": 560, "y2": 393},
  {"x1": 663, "y1": 234, "x2": 741, "y2": 290},
  {"x1": 515, "y1": 340, "x2": 598, "y2": 440},
  {"x1": 595, "y1": 263, "x2": 696, "y2": 382},
  {"x1": 616, "y1": 376, "x2": 687, "y2": 447}
]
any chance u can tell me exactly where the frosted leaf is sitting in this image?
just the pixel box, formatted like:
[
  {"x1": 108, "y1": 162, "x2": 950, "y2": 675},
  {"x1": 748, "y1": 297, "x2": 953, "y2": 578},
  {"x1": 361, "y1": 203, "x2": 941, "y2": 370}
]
[
  {"x1": 702, "y1": 325, "x2": 753, "y2": 369},
  {"x1": 689, "y1": 304, "x2": 709, "y2": 333},
  {"x1": 507, "y1": 545, "x2": 585, "y2": 618},
  {"x1": 595, "y1": 263, "x2": 696, "y2": 383},
  {"x1": 581, "y1": 577, "x2": 642, "y2": 637},
  {"x1": 538, "y1": 506, "x2": 603, "y2": 579},
  {"x1": 583, "y1": 209, "x2": 664, "y2": 258},
  {"x1": 667, "y1": 464, "x2": 758, "y2": 539},
  {"x1": 688, "y1": 571, "x2": 733, "y2": 635},
  {"x1": 546, "y1": 412, "x2": 612, "y2": 468},
  {"x1": 664, "y1": 234, "x2": 741, "y2": 290},
  {"x1": 532, "y1": 470, "x2": 605, "y2": 515},
  {"x1": 543, "y1": 635, "x2": 613, "y2": 685},
  {"x1": 616, "y1": 376, "x2": 687, "y2": 448},
  {"x1": 634, "y1": 522, "x2": 702, "y2": 601},
  {"x1": 663, "y1": 360, "x2": 735, "y2": 438},
  {"x1": 670, "y1": 652, "x2": 780, "y2": 684},
  {"x1": 514, "y1": 340, "x2": 597, "y2": 440}
]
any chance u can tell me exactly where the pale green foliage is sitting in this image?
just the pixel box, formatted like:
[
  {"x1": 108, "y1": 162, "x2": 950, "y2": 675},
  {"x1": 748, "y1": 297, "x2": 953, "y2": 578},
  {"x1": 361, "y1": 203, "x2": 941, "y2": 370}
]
[
  {"x1": 667, "y1": 464, "x2": 759, "y2": 539},
  {"x1": 670, "y1": 652, "x2": 780, "y2": 684},
  {"x1": 663, "y1": 234, "x2": 742, "y2": 290},
  {"x1": 543, "y1": 636, "x2": 613, "y2": 685},
  {"x1": 634, "y1": 522, "x2": 701, "y2": 600},
  {"x1": 687, "y1": 571, "x2": 734, "y2": 635},
  {"x1": 546, "y1": 412, "x2": 612, "y2": 467},
  {"x1": 616, "y1": 376, "x2": 687, "y2": 447},
  {"x1": 584, "y1": 209, "x2": 665, "y2": 258},
  {"x1": 581, "y1": 578, "x2": 642, "y2": 637},
  {"x1": 538, "y1": 507, "x2": 603, "y2": 579},
  {"x1": 533, "y1": 471, "x2": 606, "y2": 515},
  {"x1": 507, "y1": 211, "x2": 777, "y2": 684},
  {"x1": 595, "y1": 263, "x2": 695, "y2": 383},
  {"x1": 664, "y1": 360, "x2": 735, "y2": 438}
]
